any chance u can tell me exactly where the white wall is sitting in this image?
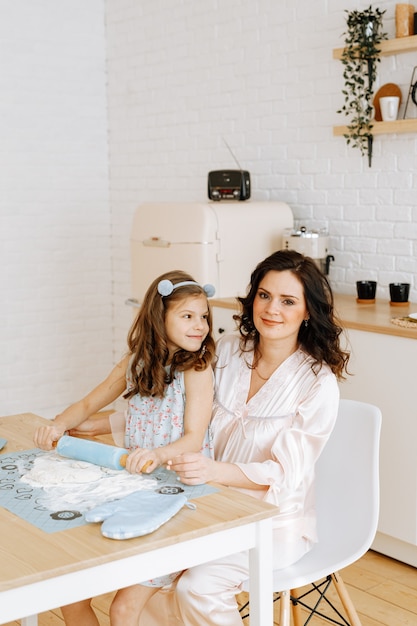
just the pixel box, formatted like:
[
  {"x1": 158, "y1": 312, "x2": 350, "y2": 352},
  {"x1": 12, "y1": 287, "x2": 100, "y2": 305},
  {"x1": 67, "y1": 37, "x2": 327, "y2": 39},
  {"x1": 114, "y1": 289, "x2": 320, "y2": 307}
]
[
  {"x1": 2, "y1": 0, "x2": 417, "y2": 419},
  {"x1": 105, "y1": 0, "x2": 417, "y2": 364},
  {"x1": 1, "y1": 1, "x2": 112, "y2": 418}
]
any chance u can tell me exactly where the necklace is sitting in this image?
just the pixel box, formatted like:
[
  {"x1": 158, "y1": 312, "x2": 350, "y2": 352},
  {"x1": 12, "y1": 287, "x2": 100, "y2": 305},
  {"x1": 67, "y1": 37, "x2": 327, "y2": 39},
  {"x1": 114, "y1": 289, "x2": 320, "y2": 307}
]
[
  {"x1": 253, "y1": 349, "x2": 294, "y2": 381},
  {"x1": 253, "y1": 365, "x2": 272, "y2": 381},
  {"x1": 253, "y1": 343, "x2": 298, "y2": 381}
]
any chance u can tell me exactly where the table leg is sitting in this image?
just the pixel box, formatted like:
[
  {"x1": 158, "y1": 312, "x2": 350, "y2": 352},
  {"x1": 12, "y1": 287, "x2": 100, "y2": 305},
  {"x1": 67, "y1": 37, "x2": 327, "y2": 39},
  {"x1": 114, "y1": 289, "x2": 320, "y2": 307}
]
[{"x1": 248, "y1": 518, "x2": 273, "y2": 626}]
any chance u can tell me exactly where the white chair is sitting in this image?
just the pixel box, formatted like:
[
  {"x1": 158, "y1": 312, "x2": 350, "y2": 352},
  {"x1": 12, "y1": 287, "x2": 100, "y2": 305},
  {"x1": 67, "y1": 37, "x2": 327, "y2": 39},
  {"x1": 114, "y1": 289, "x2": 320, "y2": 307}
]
[{"x1": 241, "y1": 398, "x2": 382, "y2": 626}]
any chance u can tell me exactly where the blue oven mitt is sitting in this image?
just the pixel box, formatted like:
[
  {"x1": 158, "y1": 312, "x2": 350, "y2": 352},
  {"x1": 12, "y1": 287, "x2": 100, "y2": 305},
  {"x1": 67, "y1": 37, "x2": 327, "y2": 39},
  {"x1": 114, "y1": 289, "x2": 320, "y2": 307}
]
[{"x1": 85, "y1": 489, "x2": 192, "y2": 540}]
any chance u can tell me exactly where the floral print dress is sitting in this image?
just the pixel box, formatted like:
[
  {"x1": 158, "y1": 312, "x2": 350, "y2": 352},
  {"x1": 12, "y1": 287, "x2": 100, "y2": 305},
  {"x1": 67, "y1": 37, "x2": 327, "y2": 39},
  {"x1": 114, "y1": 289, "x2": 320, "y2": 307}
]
[{"x1": 124, "y1": 365, "x2": 212, "y2": 457}]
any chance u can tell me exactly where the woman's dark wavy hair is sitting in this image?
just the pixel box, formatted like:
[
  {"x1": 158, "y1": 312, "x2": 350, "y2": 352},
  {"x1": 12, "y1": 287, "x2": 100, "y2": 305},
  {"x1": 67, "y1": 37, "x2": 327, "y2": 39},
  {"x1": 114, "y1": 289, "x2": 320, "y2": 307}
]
[
  {"x1": 236, "y1": 250, "x2": 350, "y2": 380},
  {"x1": 124, "y1": 270, "x2": 215, "y2": 399}
]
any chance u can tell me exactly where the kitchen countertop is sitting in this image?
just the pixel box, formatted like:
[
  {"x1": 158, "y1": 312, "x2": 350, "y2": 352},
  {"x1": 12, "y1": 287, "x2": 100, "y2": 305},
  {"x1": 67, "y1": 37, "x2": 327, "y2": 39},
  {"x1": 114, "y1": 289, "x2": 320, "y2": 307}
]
[{"x1": 210, "y1": 294, "x2": 417, "y2": 340}]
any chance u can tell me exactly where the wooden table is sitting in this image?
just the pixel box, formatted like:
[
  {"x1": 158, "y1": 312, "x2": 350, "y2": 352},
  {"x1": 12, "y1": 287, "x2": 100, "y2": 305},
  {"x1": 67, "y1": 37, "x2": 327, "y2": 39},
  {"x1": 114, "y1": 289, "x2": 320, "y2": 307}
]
[{"x1": 0, "y1": 413, "x2": 277, "y2": 626}]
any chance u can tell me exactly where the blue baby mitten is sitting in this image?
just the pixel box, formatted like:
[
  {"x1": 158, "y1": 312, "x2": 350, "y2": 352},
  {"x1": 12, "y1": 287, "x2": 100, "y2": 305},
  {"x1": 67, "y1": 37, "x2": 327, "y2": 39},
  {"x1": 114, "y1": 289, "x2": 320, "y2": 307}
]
[{"x1": 85, "y1": 490, "x2": 190, "y2": 540}]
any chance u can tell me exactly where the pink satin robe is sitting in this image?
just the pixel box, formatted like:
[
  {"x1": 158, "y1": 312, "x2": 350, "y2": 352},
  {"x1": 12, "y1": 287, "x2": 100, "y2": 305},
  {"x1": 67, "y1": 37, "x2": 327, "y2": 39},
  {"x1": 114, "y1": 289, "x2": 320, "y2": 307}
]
[{"x1": 140, "y1": 334, "x2": 340, "y2": 625}]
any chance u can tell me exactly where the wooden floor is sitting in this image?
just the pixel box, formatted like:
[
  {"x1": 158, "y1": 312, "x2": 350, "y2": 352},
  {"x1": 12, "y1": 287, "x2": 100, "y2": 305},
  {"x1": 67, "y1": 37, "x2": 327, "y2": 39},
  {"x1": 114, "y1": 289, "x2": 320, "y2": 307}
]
[{"x1": 3, "y1": 549, "x2": 417, "y2": 625}]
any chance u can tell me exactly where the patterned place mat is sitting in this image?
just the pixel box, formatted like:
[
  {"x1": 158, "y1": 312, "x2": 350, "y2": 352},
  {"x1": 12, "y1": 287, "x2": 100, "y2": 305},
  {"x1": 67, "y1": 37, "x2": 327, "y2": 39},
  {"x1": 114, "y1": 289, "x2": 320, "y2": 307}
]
[
  {"x1": 391, "y1": 317, "x2": 417, "y2": 329},
  {"x1": 0, "y1": 448, "x2": 217, "y2": 533}
]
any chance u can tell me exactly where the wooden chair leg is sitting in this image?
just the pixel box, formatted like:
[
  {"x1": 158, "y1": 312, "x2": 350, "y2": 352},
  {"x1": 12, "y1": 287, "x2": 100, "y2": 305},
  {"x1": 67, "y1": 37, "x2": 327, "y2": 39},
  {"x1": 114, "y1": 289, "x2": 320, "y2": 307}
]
[
  {"x1": 279, "y1": 589, "x2": 291, "y2": 626},
  {"x1": 331, "y1": 571, "x2": 362, "y2": 626},
  {"x1": 290, "y1": 588, "x2": 303, "y2": 626}
]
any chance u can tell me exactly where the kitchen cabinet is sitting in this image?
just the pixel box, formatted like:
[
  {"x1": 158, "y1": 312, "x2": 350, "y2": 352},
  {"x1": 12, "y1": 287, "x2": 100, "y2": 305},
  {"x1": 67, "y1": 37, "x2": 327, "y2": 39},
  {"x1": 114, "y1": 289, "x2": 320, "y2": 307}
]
[
  {"x1": 340, "y1": 327, "x2": 417, "y2": 567},
  {"x1": 211, "y1": 295, "x2": 417, "y2": 567},
  {"x1": 333, "y1": 34, "x2": 417, "y2": 137}
]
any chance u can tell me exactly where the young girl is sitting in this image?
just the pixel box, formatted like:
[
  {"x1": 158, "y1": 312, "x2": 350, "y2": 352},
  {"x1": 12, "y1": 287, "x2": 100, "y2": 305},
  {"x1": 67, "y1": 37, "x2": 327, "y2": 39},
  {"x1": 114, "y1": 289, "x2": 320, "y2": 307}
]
[{"x1": 33, "y1": 269, "x2": 216, "y2": 626}]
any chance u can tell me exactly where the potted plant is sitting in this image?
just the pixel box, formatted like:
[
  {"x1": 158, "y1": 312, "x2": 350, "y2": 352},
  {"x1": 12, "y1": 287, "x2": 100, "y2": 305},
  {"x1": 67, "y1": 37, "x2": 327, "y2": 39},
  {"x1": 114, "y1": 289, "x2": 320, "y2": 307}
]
[{"x1": 337, "y1": 5, "x2": 387, "y2": 167}]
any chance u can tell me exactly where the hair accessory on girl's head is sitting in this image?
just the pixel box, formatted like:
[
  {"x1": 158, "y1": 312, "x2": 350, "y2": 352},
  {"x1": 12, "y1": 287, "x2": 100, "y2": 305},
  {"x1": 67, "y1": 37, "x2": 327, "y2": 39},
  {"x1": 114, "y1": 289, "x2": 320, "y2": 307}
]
[{"x1": 157, "y1": 279, "x2": 215, "y2": 298}]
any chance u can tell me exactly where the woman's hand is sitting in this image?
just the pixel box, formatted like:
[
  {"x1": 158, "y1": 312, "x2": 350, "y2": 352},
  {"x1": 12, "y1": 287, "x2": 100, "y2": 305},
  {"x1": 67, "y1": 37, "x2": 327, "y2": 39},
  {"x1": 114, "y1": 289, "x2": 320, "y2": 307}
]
[
  {"x1": 33, "y1": 424, "x2": 66, "y2": 450},
  {"x1": 168, "y1": 454, "x2": 261, "y2": 490},
  {"x1": 67, "y1": 414, "x2": 112, "y2": 438},
  {"x1": 167, "y1": 452, "x2": 217, "y2": 485},
  {"x1": 125, "y1": 447, "x2": 163, "y2": 475}
]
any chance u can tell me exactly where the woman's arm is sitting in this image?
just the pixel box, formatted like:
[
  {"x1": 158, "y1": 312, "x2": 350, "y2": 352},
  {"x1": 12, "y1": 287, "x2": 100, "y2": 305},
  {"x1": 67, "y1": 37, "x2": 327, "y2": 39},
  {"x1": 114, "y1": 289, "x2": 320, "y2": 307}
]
[
  {"x1": 125, "y1": 366, "x2": 214, "y2": 474},
  {"x1": 170, "y1": 365, "x2": 340, "y2": 491},
  {"x1": 67, "y1": 412, "x2": 114, "y2": 437},
  {"x1": 33, "y1": 356, "x2": 129, "y2": 450},
  {"x1": 167, "y1": 453, "x2": 267, "y2": 490}
]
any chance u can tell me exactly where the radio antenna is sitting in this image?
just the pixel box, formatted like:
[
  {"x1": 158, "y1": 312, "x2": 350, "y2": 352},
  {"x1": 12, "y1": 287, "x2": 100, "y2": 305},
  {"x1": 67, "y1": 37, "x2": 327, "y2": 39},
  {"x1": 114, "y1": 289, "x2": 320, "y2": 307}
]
[{"x1": 222, "y1": 138, "x2": 243, "y2": 171}]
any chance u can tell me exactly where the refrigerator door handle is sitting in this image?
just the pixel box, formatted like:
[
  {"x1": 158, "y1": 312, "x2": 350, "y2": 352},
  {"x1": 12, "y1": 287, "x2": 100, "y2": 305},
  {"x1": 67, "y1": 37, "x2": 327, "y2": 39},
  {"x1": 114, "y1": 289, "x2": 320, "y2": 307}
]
[
  {"x1": 125, "y1": 298, "x2": 141, "y2": 309},
  {"x1": 143, "y1": 238, "x2": 171, "y2": 248},
  {"x1": 143, "y1": 238, "x2": 213, "y2": 247}
]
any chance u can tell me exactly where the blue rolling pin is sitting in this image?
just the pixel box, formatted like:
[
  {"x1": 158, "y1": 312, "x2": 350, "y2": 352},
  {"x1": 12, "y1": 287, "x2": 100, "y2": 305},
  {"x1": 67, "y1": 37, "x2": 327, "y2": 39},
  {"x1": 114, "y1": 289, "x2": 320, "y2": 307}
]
[{"x1": 56, "y1": 435, "x2": 129, "y2": 470}]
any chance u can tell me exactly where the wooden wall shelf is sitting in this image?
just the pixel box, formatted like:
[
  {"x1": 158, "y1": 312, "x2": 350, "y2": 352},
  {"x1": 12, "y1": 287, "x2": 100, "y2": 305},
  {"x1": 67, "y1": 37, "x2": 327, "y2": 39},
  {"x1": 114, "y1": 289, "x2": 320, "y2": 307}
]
[
  {"x1": 333, "y1": 35, "x2": 417, "y2": 138},
  {"x1": 333, "y1": 118, "x2": 417, "y2": 136},
  {"x1": 333, "y1": 34, "x2": 417, "y2": 60}
]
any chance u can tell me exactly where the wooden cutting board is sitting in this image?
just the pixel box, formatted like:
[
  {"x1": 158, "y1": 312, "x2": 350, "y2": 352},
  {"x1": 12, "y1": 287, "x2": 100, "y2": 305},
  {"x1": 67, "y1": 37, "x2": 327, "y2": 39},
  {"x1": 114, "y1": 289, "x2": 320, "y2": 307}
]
[{"x1": 373, "y1": 83, "x2": 402, "y2": 121}]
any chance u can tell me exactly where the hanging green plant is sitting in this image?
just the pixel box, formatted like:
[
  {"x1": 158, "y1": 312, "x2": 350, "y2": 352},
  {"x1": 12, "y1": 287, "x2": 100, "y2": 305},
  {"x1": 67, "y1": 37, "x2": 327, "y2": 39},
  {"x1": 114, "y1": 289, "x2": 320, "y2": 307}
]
[{"x1": 337, "y1": 5, "x2": 387, "y2": 167}]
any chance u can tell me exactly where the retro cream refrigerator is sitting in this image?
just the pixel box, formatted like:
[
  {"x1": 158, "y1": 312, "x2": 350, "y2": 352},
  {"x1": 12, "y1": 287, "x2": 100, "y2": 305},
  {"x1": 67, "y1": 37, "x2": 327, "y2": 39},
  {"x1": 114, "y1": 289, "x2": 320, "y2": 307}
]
[{"x1": 129, "y1": 201, "x2": 294, "y2": 305}]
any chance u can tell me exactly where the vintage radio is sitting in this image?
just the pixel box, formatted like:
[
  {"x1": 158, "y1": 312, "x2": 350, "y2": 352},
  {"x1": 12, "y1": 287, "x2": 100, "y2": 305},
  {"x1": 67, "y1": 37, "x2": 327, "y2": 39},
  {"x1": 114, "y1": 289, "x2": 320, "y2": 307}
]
[{"x1": 207, "y1": 170, "x2": 251, "y2": 201}]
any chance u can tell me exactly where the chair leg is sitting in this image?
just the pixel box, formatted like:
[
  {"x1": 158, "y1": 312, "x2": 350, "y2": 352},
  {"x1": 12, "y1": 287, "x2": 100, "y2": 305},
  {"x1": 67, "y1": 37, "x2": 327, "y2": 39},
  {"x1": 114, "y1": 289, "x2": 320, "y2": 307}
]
[
  {"x1": 21, "y1": 618, "x2": 38, "y2": 626},
  {"x1": 243, "y1": 575, "x2": 360, "y2": 626},
  {"x1": 290, "y1": 588, "x2": 303, "y2": 626},
  {"x1": 331, "y1": 571, "x2": 362, "y2": 626},
  {"x1": 279, "y1": 589, "x2": 291, "y2": 626}
]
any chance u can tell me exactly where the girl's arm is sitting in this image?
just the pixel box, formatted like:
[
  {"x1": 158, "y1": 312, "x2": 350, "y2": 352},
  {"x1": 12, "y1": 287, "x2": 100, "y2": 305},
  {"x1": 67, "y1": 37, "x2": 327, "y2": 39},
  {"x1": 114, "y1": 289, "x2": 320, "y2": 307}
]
[
  {"x1": 125, "y1": 366, "x2": 213, "y2": 474},
  {"x1": 33, "y1": 356, "x2": 130, "y2": 450}
]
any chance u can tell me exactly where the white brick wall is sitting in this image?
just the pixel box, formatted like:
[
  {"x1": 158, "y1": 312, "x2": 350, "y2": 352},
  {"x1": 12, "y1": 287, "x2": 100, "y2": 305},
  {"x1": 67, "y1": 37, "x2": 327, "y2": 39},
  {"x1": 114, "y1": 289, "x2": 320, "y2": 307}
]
[
  {"x1": 2, "y1": 0, "x2": 417, "y2": 419},
  {"x1": 106, "y1": 0, "x2": 417, "y2": 365},
  {"x1": 1, "y1": 1, "x2": 112, "y2": 418}
]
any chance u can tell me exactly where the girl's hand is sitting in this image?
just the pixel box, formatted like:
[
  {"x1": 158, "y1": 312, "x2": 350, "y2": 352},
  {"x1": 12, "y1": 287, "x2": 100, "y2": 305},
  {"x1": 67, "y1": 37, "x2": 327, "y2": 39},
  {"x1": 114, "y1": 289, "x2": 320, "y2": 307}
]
[
  {"x1": 125, "y1": 448, "x2": 163, "y2": 475},
  {"x1": 167, "y1": 452, "x2": 216, "y2": 485},
  {"x1": 33, "y1": 424, "x2": 66, "y2": 450}
]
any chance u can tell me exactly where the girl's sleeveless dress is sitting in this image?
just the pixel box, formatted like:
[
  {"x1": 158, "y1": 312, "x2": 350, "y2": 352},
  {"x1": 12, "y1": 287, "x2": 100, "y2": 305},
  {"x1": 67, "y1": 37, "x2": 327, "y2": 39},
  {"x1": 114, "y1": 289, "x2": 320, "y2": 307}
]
[
  {"x1": 124, "y1": 367, "x2": 212, "y2": 457},
  {"x1": 116, "y1": 364, "x2": 212, "y2": 588}
]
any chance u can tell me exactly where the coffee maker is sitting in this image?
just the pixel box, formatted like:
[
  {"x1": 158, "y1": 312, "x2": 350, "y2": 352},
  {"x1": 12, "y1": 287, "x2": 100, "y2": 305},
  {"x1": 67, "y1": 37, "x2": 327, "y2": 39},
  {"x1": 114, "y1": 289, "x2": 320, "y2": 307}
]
[{"x1": 282, "y1": 226, "x2": 334, "y2": 275}]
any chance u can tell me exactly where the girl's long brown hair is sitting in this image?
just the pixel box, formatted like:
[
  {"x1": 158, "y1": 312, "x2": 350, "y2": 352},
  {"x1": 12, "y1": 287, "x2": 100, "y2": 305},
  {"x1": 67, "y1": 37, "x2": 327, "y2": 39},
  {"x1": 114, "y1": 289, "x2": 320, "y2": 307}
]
[{"x1": 124, "y1": 270, "x2": 215, "y2": 399}]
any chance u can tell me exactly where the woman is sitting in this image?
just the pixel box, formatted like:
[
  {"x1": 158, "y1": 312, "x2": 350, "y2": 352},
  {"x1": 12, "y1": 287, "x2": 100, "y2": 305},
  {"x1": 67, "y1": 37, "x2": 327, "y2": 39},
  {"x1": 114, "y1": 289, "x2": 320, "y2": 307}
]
[{"x1": 142, "y1": 249, "x2": 349, "y2": 626}]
